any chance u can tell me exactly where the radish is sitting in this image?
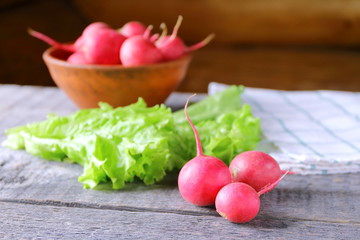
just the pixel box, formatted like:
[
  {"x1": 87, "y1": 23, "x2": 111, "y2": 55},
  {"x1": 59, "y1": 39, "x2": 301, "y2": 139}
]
[
  {"x1": 81, "y1": 27, "x2": 126, "y2": 64},
  {"x1": 215, "y1": 183, "x2": 260, "y2": 223},
  {"x1": 29, "y1": 22, "x2": 121, "y2": 64},
  {"x1": 67, "y1": 52, "x2": 89, "y2": 65},
  {"x1": 177, "y1": 95, "x2": 232, "y2": 206},
  {"x1": 73, "y1": 36, "x2": 84, "y2": 51},
  {"x1": 155, "y1": 16, "x2": 215, "y2": 61},
  {"x1": 73, "y1": 22, "x2": 110, "y2": 51},
  {"x1": 28, "y1": 22, "x2": 110, "y2": 53},
  {"x1": 229, "y1": 151, "x2": 282, "y2": 192},
  {"x1": 120, "y1": 25, "x2": 163, "y2": 66},
  {"x1": 215, "y1": 172, "x2": 288, "y2": 223},
  {"x1": 82, "y1": 22, "x2": 110, "y2": 37},
  {"x1": 120, "y1": 21, "x2": 147, "y2": 37}
]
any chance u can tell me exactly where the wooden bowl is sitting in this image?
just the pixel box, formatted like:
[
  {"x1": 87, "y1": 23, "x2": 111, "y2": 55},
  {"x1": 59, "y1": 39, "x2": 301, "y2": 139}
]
[{"x1": 42, "y1": 47, "x2": 192, "y2": 109}]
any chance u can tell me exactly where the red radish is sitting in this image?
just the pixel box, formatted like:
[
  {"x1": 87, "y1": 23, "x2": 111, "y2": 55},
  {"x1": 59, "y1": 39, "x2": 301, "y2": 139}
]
[
  {"x1": 73, "y1": 36, "x2": 84, "y2": 51},
  {"x1": 81, "y1": 27, "x2": 126, "y2": 64},
  {"x1": 155, "y1": 16, "x2": 185, "y2": 60},
  {"x1": 229, "y1": 151, "x2": 282, "y2": 192},
  {"x1": 120, "y1": 21, "x2": 147, "y2": 37},
  {"x1": 28, "y1": 28, "x2": 75, "y2": 52},
  {"x1": 73, "y1": 22, "x2": 110, "y2": 51},
  {"x1": 177, "y1": 95, "x2": 232, "y2": 206},
  {"x1": 82, "y1": 22, "x2": 110, "y2": 36},
  {"x1": 215, "y1": 172, "x2": 288, "y2": 223},
  {"x1": 155, "y1": 16, "x2": 215, "y2": 61},
  {"x1": 67, "y1": 52, "x2": 89, "y2": 64},
  {"x1": 120, "y1": 25, "x2": 163, "y2": 66},
  {"x1": 215, "y1": 183, "x2": 260, "y2": 223},
  {"x1": 28, "y1": 22, "x2": 110, "y2": 54}
]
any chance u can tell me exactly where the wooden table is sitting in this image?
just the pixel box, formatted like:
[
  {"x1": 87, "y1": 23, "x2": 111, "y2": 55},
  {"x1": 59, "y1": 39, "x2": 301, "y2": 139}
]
[{"x1": 0, "y1": 84, "x2": 359, "y2": 239}]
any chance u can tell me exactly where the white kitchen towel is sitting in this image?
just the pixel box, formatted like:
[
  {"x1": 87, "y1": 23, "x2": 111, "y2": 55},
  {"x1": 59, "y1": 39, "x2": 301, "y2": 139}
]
[{"x1": 208, "y1": 82, "x2": 360, "y2": 174}]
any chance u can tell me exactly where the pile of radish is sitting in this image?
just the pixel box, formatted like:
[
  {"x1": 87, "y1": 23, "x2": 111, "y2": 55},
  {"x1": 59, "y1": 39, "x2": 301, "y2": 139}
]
[
  {"x1": 29, "y1": 16, "x2": 214, "y2": 66},
  {"x1": 178, "y1": 95, "x2": 290, "y2": 223}
]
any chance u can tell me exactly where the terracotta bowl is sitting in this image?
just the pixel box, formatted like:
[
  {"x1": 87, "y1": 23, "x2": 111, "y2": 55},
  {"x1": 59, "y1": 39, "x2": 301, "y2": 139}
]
[{"x1": 42, "y1": 47, "x2": 192, "y2": 109}]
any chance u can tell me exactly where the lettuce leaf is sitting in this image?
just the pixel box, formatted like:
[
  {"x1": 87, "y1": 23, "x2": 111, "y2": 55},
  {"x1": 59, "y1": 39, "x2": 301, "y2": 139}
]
[
  {"x1": 3, "y1": 86, "x2": 261, "y2": 189},
  {"x1": 173, "y1": 85, "x2": 245, "y2": 124}
]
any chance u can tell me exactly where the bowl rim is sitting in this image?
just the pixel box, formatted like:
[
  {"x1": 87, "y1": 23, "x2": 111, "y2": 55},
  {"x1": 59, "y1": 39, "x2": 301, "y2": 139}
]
[{"x1": 42, "y1": 46, "x2": 192, "y2": 70}]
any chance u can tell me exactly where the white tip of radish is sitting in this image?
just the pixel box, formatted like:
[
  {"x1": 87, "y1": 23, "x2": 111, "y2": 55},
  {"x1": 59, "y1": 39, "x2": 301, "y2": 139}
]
[
  {"x1": 158, "y1": 22, "x2": 168, "y2": 41},
  {"x1": 27, "y1": 28, "x2": 35, "y2": 35},
  {"x1": 204, "y1": 33, "x2": 216, "y2": 44},
  {"x1": 170, "y1": 15, "x2": 183, "y2": 41},
  {"x1": 184, "y1": 94, "x2": 197, "y2": 112},
  {"x1": 160, "y1": 22, "x2": 167, "y2": 31},
  {"x1": 188, "y1": 33, "x2": 215, "y2": 52},
  {"x1": 143, "y1": 25, "x2": 154, "y2": 39},
  {"x1": 177, "y1": 15, "x2": 184, "y2": 24}
]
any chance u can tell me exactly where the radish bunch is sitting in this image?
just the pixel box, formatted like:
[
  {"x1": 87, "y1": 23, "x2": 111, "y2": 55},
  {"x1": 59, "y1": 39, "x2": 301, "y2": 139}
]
[
  {"x1": 29, "y1": 16, "x2": 214, "y2": 66},
  {"x1": 178, "y1": 95, "x2": 290, "y2": 223}
]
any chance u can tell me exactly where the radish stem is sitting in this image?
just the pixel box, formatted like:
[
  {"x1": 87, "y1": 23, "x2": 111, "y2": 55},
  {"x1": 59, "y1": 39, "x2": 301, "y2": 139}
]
[
  {"x1": 158, "y1": 23, "x2": 168, "y2": 42},
  {"x1": 170, "y1": 15, "x2": 183, "y2": 41},
  {"x1": 143, "y1": 25, "x2": 153, "y2": 39},
  {"x1": 184, "y1": 94, "x2": 203, "y2": 157}
]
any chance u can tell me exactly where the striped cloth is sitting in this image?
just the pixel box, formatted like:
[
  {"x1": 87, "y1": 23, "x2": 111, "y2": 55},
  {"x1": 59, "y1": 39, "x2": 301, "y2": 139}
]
[{"x1": 208, "y1": 82, "x2": 360, "y2": 174}]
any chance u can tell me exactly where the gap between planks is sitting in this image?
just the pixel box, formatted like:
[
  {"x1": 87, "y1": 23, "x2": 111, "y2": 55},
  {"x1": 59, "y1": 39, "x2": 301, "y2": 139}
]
[
  {"x1": 1, "y1": 198, "x2": 359, "y2": 225},
  {"x1": 0, "y1": 198, "x2": 218, "y2": 217}
]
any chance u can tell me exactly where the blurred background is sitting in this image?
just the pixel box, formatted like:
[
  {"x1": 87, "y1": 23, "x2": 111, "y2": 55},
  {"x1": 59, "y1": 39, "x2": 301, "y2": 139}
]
[{"x1": 1, "y1": 0, "x2": 360, "y2": 92}]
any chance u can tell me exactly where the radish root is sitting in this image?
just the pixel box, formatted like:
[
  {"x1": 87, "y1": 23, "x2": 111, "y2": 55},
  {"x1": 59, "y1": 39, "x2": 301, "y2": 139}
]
[
  {"x1": 28, "y1": 28, "x2": 75, "y2": 52},
  {"x1": 188, "y1": 33, "x2": 215, "y2": 52},
  {"x1": 258, "y1": 171, "x2": 289, "y2": 196}
]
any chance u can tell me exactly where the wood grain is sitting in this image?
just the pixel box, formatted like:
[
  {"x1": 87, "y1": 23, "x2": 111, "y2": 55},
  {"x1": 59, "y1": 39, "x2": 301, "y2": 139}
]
[
  {"x1": 74, "y1": 0, "x2": 360, "y2": 47},
  {"x1": 4, "y1": 46, "x2": 360, "y2": 92},
  {"x1": 1, "y1": 201, "x2": 359, "y2": 240},
  {"x1": 178, "y1": 47, "x2": 360, "y2": 93},
  {"x1": 1, "y1": 145, "x2": 359, "y2": 223}
]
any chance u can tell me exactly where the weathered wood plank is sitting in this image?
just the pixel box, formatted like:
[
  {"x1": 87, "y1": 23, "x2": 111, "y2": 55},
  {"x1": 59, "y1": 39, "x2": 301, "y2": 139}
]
[
  {"x1": 0, "y1": 147, "x2": 359, "y2": 223},
  {"x1": 0, "y1": 201, "x2": 359, "y2": 240},
  {"x1": 0, "y1": 85, "x2": 77, "y2": 143}
]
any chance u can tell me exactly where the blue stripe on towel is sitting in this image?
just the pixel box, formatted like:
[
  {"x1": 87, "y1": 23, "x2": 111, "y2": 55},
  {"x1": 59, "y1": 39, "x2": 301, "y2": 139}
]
[
  {"x1": 278, "y1": 91, "x2": 360, "y2": 153},
  {"x1": 244, "y1": 93, "x2": 324, "y2": 157}
]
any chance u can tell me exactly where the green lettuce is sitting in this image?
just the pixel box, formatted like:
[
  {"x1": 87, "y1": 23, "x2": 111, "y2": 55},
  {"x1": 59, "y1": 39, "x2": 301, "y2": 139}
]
[{"x1": 3, "y1": 86, "x2": 261, "y2": 189}]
